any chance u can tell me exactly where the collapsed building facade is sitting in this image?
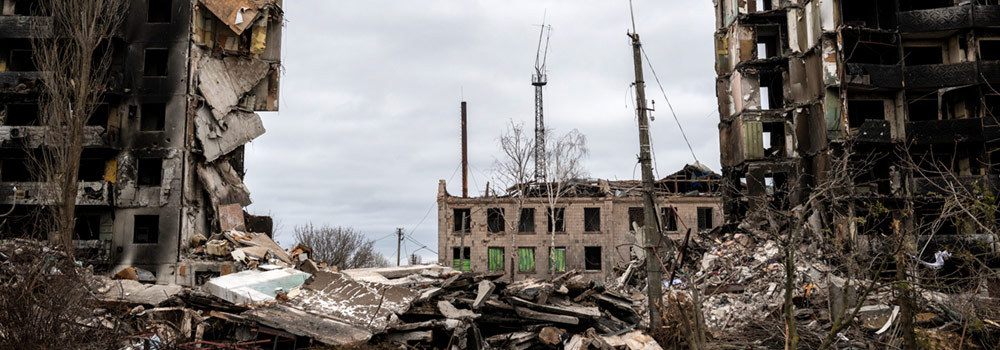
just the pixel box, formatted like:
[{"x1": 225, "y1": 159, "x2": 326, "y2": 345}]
[
  {"x1": 714, "y1": 0, "x2": 1000, "y2": 236},
  {"x1": 437, "y1": 164, "x2": 723, "y2": 281},
  {"x1": 0, "y1": 0, "x2": 282, "y2": 285}
]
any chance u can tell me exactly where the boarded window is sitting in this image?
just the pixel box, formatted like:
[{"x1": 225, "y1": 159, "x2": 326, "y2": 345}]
[
  {"x1": 453, "y1": 209, "x2": 471, "y2": 233},
  {"x1": 487, "y1": 208, "x2": 505, "y2": 233},
  {"x1": 584, "y1": 246, "x2": 602, "y2": 271},
  {"x1": 547, "y1": 208, "x2": 565, "y2": 233},
  {"x1": 584, "y1": 208, "x2": 601, "y2": 232},
  {"x1": 133, "y1": 215, "x2": 159, "y2": 244},
  {"x1": 488, "y1": 247, "x2": 504, "y2": 271},
  {"x1": 661, "y1": 207, "x2": 678, "y2": 231},
  {"x1": 549, "y1": 247, "x2": 566, "y2": 272},
  {"x1": 697, "y1": 207, "x2": 714, "y2": 230},
  {"x1": 518, "y1": 247, "x2": 535, "y2": 272},
  {"x1": 518, "y1": 208, "x2": 535, "y2": 233},
  {"x1": 628, "y1": 207, "x2": 644, "y2": 231},
  {"x1": 452, "y1": 247, "x2": 470, "y2": 271}
]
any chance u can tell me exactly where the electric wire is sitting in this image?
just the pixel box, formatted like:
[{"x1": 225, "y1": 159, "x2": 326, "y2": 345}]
[{"x1": 639, "y1": 45, "x2": 701, "y2": 164}]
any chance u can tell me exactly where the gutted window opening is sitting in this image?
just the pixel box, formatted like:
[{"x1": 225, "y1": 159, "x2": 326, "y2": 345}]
[
  {"x1": 1, "y1": 158, "x2": 33, "y2": 182},
  {"x1": 584, "y1": 207, "x2": 601, "y2": 232},
  {"x1": 133, "y1": 215, "x2": 159, "y2": 244},
  {"x1": 452, "y1": 247, "x2": 471, "y2": 271},
  {"x1": 143, "y1": 49, "x2": 168, "y2": 77},
  {"x1": 900, "y1": 0, "x2": 957, "y2": 11},
  {"x1": 4, "y1": 104, "x2": 38, "y2": 126},
  {"x1": 843, "y1": 32, "x2": 900, "y2": 64},
  {"x1": 137, "y1": 158, "x2": 162, "y2": 186},
  {"x1": 762, "y1": 122, "x2": 785, "y2": 157},
  {"x1": 78, "y1": 157, "x2": 106, "y2": 181},
  {"x1": 453, "y1": 208, "x2": 471, "y2": 233},
  {"x1": 518, "y1": 247, "x2": 535, "y2": 272},
  {"x1": 628, "y1": 207, "x2": 644, "y2": 231},
  {"x1": 147, "y1": 0, "x2": 172, "y2": 23},
  {"x1": 661, "y1": 207, "x2": 678, "y2": 231},
  {"x1": 841, "y1": 0, "x2": 897, "y2": 29},
  {"x1": 904, "y1": 46, "x2": 944, "y2": 66},
  {"x1": 981, "y1": 40, "x2": 1000, "y2": 61},
  {"x1": 584, "y1": 246, "x2": 602, "y2": 271},
  {"x1": 756, "y1": 27, "x2": 779, "y2": 59},
  {"x1": 488, "y1": 247, "x2": 504, "y2": 271},
  {"x1": 518, "y1": 208, "x2": 535, "y2": 233},
  {"x1": 486, "y1": 208, "x2": 504, "y2": 233},
  {"x1": 88, "y1": 104, "x2": 110, "y2": 126},
  {"x1": 549, "y1": 247, "x2": 566, "y2": 272},
  {"x1": 547, "y1": 208, "x2": 565, "y2": 233},
  {"x1": 909, "y1": 98, "x2": 939, "y2": 121},
  {"x1": 697, "y1": 207, "x2": 715, "y2": 230},
  {"x1": 141, "y1": 103, "x2": 166, "y2": 131},
  {"x1": 848, "y1": 100, "x2": 886, "y2": 129},
  {"x1": 760, "y1": 71, "x2": 784, "y2": 110},
  {"x1": 8, "y1": 49, "x2": 35, "y2": 72},
  {"x1": 74, "y1": 215, "x2": 101, "y2": 240}
]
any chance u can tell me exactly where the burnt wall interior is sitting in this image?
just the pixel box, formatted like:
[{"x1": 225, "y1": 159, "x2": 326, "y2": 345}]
[{"x1": 715, "y1": 0, "x2": 1000, "y2": 273}]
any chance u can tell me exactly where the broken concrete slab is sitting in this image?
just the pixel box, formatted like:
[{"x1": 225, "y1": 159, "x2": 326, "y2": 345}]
[
  {"x1": 342, "y1": 264, "x2": 456, "y2": 284},
  {"x1": 244, "y1": 304, "x2": 372, "y2": 346},
  {"x1": 472, "y1": 280, "x2": 495, "y2": 310},
  {"x1": 509, "y1": 296, "x2": 602, "y2": 319},
  {"x1": 95, "y1": 277, "x2": 183, "y2": 306},
  {"x1": 224, "y1": 230, "x2": 291, "y2": 264},
  {"x1": 514, "y1": 306, "x2": 579, "y2": 325},
  {"x1": 198, "y1": 56, "x2": 270, "y2": 120},
  {"x1": 218, "y1": 204, "x2": 246, "y2": 232},
  {"x1": 202, "y1": 267, "x2": 310, "y2": 306},
  {"x1": 291, "y1": 270, "x2": 420, "y2": 332},
  {"x1": 197, "y1": 161, "x2": 252, "y2": 207},
  {"x1": 195, "y1": 106, "x2": 265, "y2": 162},
  {"x1": 438, "y1": 300, "x2": 480, "y2": 319}
]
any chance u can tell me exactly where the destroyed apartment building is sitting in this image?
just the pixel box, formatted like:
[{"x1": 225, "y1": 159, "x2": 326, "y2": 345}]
[
  {"x1": 0, "y1": 0, "x2": 282, "y2": 285},
  {"x1": 714, "y1": 0, "x2": 1000, "y2": 234},
  {"x1": 437, "y1": 164, "x2": 723, "y2": 281}
]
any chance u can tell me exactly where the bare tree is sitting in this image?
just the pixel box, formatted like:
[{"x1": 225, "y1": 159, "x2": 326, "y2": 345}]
[
  {"x1": 293, "y1": 224, "x2": 390, "y2": 269},
  {"x1": 493, "y1": 120, "x2": 535, "y2": 279},
  {"x1": 30, "y1": 0, "x2": 128, "y2": 252},
  {"x1": 542, "y1": 129, "x2": 588, "y2": 276}
]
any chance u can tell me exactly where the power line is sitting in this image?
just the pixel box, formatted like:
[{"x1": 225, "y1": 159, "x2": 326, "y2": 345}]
[{"x1": 639, "y1": 45, "x2": 700, "y2": 164}]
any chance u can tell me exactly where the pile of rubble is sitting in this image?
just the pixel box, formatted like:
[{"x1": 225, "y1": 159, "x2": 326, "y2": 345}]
[{"x1": 1, "y1": 238, "x2": 663, "y2": 349}]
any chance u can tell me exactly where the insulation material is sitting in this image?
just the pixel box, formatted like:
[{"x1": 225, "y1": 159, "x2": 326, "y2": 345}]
[
  {"x1": 197, "y1": 56, "x2": 270, "y2": 121},
  {"x1": 737, "y1": 26, "x2": 755, "y2": 65},
  {"x1": 715, "y1": 33, "x2": 730, "y2": 75},
  {"x1": 822, "y1": 40, "x2": 839, "y2": 86},
  {"x1": 195, "y1": 106, "x2": 265, "y2": 162},
  {"x1": 197, "y1": 161, "x2": 252, "y2": 207},
  {"x1": 104, "y1": 160, "x2": 118, "y2": 183},
  {"x1": 199, "y1": 0, "x2": 260, "y2": 35},
  {"x1": 250, "y1": 9, "x2": 268, "y2": 54}
]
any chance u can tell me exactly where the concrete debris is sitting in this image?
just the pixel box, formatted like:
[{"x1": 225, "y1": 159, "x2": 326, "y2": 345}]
[
  {"x1": 197, "y1": 56, "x2": 270, "y2": 121},
  {"x1": 196, "y1": 161, "x2": 252, "y2": 208},
  {"x1": 202, "y1": 267, "x2": 309, "y2": 306},
  {"x1": 195, "y1": 106, "x2": 265, "y2": 162}
]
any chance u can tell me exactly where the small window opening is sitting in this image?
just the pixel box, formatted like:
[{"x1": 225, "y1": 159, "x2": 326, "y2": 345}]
[
  {"x1": 584, "y1": 207, "x2": 601, "y2": 232},
  {"x1": 756, "y1": 27, "x2": 780, "y2": 59},
  {"x1": 487, "y1": 208, "x2": 505, "y2": 233},
  {"x1": 4, "y1": 104, "x2": 38, "y2": 125},
  {"x1": 452, "y1": 247, "x2": 471, "y2": 271},
  {"x1": 909, "y1": 99, "x2": 939, "y2": 121},
  {"x1": 628, "y1": 207, "x2": 644, "y2": 231},
  {"x1": 547, "y1": 208, "x2": 565, "y2": 233},
  {"x1": 147, "y1": 0, "x2": 172, "y2": 23},
  {"x1": 1, "y1": 159, "x2": 33, "y2": 182},
  {"x1": 141, "y1": 103, "x2": 166, "y2": 131},
  {"x1": 760, "y1": 71, "x2": 784, "y2": 109},
  {"x1": 981, "y1": 40, "x2": 1000, "y2": 61},
  {"x1": 848, "y1": 100, "x2": 886, "y2": 128},
  {"x1": 8, "y1": 49, "x2": 35, "y2": 72},
  {"x1": 661, "y1": 207, "x2": 678, "y2": 231},
  {"x1": 762, "y1": 122, "x2": 785, "y2": 157},
  {"x1": 518, "y1": 208, "x2": 535, "y2": 233},
  {"x1": 584, "y1": 247, "x2": 602, "y2": 271},
  {"x1": 74, "y1": 215, "x2": 101, "y2": 240},
  {"x1": 697, "y1": 207, "x2": 715, "y2": 230},
  {"x1": 137, "y1": 158, "x2": 162, "y2": 186},
  {"x1": 133, "y1": 215, "x2": 159, "y2": 244},
  {"x1": 453, "y1": 208, "x2": 471, "y2": 233},
  {"x1": 88, "y1": 104, "x2": 109, "y2": 126},
  {"x1": 143, "y1": 49, "x2": 169, "y2": 77},
  {"x1": 904, "y1": 46, "x2": 944, "y2": 66},
  {"x1": 78, "y1": 158, "x2": 106, "y2": 181}
]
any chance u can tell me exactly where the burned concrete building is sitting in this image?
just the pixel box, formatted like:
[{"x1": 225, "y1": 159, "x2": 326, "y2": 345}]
[
  {"x1": 0, "y1": 0, "x2": 282, "y2": 285},
  {"x1": 714, "y1": 0, "x2": 1000, "y2": 233},
  {"x1": 437, "y1": 164, "x2": 723, "y2": 281}
]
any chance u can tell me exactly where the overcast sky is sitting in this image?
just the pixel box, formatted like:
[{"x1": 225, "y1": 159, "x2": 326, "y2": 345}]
[{"x1": 244, "y1": 1, "x2": 720, "y2": 263}]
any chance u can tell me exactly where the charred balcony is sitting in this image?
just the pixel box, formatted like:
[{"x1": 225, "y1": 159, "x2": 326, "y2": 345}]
[
  {"x1": 907, "y1": 118, "x2": 992, "y2": 144},
  {"x1": 898, "y1": 5, "x2": 1000, "y2": 34}
]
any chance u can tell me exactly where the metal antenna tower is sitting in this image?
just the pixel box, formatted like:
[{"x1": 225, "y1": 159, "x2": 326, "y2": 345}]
[{"x1": 532, "y1": 16, "x2": 551, "y2": 183}]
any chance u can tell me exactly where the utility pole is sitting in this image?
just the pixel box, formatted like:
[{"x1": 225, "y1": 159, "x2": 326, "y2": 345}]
[
  {"x1": 630, "y1": 31, "x2": 672, "y2": 330},
  {"x1": 396, "y1": 227, "x2": 403, "y2": 266},
  {"x1": 461, "y1": 101, "x2": 469, "y2": 198}
]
